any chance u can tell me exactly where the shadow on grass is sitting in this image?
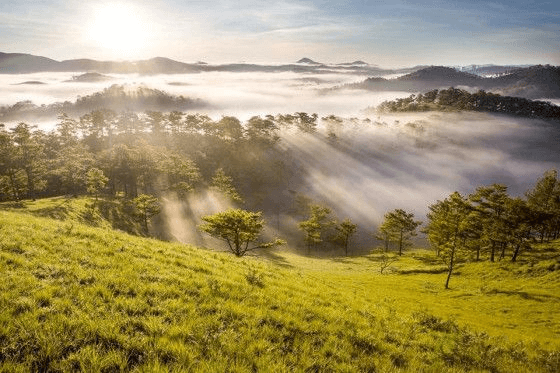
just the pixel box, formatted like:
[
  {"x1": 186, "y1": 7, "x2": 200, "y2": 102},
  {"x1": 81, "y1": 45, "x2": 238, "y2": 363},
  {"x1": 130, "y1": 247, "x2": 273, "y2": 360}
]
[
  {"x1": 0, "y1": 201, "x2": 27, "y2": 209},
  {"x1": 96, "y1": 199, "x2": 143, "y2": 236},
  {"x1": 411, "y1": 253, "x2": 442, "y2": 266},
  {"x1": 483, "y1": 288, "x2": 560, "y2": 302},
  {"x1": 398, "y1": 267, "x2": 448, "y2": 275},
  {"x1": 255, "y1": 248, "x2": 294, "y2": 268},
  {"x1": 331, "y1": 257, "x2": 353, "y2": 263},
  {"x1": 32, "y1": 204, "x2": 70, "y2": 220}
]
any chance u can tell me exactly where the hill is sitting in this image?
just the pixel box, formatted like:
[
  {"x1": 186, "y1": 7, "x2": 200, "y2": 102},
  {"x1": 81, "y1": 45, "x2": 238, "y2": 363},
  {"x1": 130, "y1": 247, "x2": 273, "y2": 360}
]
[
  {"x1": 377, "y1": 87, "x2": 560, "y2": 120},
  {"x1": 65, "y1": 72, "x2": 113, "y2": 82},
  {"x1": 0, "y1": 197, "x2": 559, "y2": 371},
  {"x1": 297, "y1": 57, "x2": 321, "y2": 64},
  {"x1": 348, "y1": 65, "x2": 560, "y2": 99},
  {"x1": 0, "y1": 52, "x2": 59, "y2": 73},
  {"x1": 0, "y1": 84, "x2": 208, "y2": 121}
]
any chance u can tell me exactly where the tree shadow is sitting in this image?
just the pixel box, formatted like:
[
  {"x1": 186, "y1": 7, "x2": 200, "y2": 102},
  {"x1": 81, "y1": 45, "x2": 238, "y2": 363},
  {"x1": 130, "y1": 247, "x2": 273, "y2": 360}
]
[
  {"x1": 0, "y1": 201, "x2": 27, "y2": 209},
  {"x1": 254, "y1": 248, "x2": 294, "y2": 268},
  {"x1": 483, "y1": 288, "x2": 560, "y2": 302},
  {"x1": 411, "y1": 253, "x2": 442, "y2": 266},
  {"x1": 398, "y1": 267, "x2": 448, "y2": 275},
  {"x1": 32, "y1": 205, "x2": 69, "y2": 220},
  {"x1": 97, "y1": 199, "x2": 142, "y2": 235}
]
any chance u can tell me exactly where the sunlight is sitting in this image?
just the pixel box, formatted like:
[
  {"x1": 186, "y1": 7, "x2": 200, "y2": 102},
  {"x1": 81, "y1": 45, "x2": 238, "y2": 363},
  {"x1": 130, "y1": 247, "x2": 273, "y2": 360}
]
[{"x1": 86, "y1": 2, "x2": 148, "y2": 57}]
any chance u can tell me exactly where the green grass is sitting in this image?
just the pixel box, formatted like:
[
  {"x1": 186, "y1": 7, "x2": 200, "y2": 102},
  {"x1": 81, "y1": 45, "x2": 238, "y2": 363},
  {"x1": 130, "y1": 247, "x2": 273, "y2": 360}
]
[{"x1": 1, "y1": 197, "x2": 559, "y2": 372}]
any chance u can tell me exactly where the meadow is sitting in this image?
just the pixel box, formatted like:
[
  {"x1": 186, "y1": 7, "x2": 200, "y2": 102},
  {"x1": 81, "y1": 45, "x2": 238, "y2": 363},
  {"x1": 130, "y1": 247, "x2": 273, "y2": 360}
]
[{"x1": 1, "y1": 197, "x2": 559, "y2": 372}]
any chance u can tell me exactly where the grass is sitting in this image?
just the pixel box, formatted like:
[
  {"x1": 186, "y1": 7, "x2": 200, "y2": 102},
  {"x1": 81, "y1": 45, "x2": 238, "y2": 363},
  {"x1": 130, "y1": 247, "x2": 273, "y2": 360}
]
[{"x1": 1, "y1": 196, "x2": 559, "y2": 372}]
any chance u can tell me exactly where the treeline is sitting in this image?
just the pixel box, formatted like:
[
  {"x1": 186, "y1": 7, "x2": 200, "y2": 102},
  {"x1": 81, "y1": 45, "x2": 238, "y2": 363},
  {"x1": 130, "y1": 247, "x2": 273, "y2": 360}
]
[
  {"x1": 377, "y1": 88, "x2": 560, "y2": 120},
  {"x1": 0, "y1": 110, "x2": 365, "y2": 252},
  {"x1": 0, "y1": 110, "x2": 330, "y2": 211},
  {"x1": 424, "y1": 175, "x2": 560, "y2": 288},
  {"x1": 0, "y1": 110, "x2": 317, "y2": 202}
]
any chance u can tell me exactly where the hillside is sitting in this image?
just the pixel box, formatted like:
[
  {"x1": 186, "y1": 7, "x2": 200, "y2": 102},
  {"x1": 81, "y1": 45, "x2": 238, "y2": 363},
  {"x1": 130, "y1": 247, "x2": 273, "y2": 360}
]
[
  {"x1": 348, "y1": 65, "x2": 560, "y2": 99},
  {"x1": 377, "y1": 87, "x2": 560, "y2": 120},
  {"x1": 0, "y1": 84, "x2": 208, "y2": 121},
  {"x1": 1, "y1": 197, "x2": 559, "y2": 371}
]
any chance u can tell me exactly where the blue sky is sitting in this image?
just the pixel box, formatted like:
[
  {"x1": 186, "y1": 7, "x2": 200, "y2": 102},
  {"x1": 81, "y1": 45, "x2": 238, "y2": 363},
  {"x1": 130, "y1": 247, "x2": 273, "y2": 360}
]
[{"x1": 1, "y1": 0, "x2": 558, "y2": 66}]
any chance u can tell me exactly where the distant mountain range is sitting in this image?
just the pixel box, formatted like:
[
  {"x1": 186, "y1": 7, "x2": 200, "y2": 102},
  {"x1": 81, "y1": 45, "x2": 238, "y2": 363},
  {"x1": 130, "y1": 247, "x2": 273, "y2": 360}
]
[
  {"x1": 2, "y1": 52, "x2": 557, "y2": 99},
  {"x1": 0, "y1": 52, "x2": 410, "y2": 76},
  {"x1": 345, "y1": 65, "x2": 560, "y2": 99}
]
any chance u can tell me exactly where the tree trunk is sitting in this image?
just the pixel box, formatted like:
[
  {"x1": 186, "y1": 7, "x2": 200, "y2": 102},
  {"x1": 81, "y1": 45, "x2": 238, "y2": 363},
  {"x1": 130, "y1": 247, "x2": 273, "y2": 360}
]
[
  {"x1": 8, "y1": 172, "x2": 20, "y2": 201},
  {"x1": 511, "y1": 243, "x2": 521, "y2": 262},
  {"x1": 384, "y1": 236, "x2": 389, "y2": 252},
  {"x1": 445, "y1": 246, "x2": 455, "y2": 289},
  {"x1": 25, "y1": 167, "x2": 35, "y2": 201},
  {"x1": 398, "y1": 230, "x2": 403, "y2": 256},
  {"x1": 499, "y1": 242, "x2": 506, "y2": 260}
]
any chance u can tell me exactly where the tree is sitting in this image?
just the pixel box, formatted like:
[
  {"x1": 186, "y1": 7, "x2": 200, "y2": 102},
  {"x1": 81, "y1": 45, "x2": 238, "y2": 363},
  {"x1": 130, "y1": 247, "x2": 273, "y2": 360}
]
[
  {"x1": 504, "y1": 197, "x2": 533, "y2": 262},
  {"x1": 133, "y1": 194, "x2": 161, "y2": 234},
  {"x1": 199, "y1": 208, "x2": 284, "y2": 257},
  {"x1": 211, "y1": 168, "x2": 243, "y2": 203},
  {"x1": 333, "y1": 218, "x2": 357, "y2": 256},
  {"x1": 375, "y1": 220, "x2": 395, "y2": 252},
  {"x1": 379, "y1": 253, "x2": 399, "y2": 274},
  {"x1": 86, "y1": 168, "x2": 108, "y2": 203},
  {"x1": 11, "y1": 123, "x2": 46, "y2": 200},
  {"x1": 164, "y1": 153, "x2": 201, "y2": 197},
  {"x1": 0, "y1": 125, "x2": 26, "y2": 201},
  {"x1": 298, "y1": 204, "x2": 333, "y2": 253},
  {"x1": 525, "y1": 170, "x2": 560, "y2": 242},
  {"x1": 56, "y1": 113, "x2": 79, "y2": 147},
  {"x1": 425, "y1": 192, "x2": 472, "y2": 289},
  {"x1": 379, "y1": 209, "x2": 421, "y2": 255}
]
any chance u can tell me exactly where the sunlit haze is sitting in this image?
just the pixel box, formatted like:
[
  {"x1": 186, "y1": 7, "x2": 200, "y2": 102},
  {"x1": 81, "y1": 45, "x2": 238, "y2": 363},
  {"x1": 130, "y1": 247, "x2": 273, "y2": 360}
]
[
  {"x1": 85, "y1": 3, "x2": 150, "y2": 57},
  {"x1": 1, "y1": 0, "x2": 558, "y2": 66}
]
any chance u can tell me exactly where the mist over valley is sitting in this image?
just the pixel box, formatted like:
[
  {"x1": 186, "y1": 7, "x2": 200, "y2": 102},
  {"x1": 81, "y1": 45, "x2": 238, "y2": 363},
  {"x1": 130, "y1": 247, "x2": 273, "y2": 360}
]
[{"x1": 1, "y1": 60, "x2": 558, "y2": 252}]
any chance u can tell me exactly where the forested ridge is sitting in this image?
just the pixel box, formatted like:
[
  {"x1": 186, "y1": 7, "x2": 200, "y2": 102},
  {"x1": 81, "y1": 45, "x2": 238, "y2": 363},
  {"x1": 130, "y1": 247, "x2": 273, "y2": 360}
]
[{"x1": 377, "y1": 87, "x2": 560, "y2": 120}]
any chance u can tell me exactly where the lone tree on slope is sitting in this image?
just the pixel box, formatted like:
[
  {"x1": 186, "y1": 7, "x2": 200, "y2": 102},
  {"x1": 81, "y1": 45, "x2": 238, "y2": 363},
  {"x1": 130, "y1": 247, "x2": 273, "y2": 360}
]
[{"x1": 199, "y1": 208, "x2": 284, "y2": 257}]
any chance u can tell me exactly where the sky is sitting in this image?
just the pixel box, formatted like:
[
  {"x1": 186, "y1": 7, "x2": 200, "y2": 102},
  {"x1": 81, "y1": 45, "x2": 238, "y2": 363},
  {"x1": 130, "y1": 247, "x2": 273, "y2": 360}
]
[{"x1": 1, "y1": 0, "x2": 559, "y2": 67}]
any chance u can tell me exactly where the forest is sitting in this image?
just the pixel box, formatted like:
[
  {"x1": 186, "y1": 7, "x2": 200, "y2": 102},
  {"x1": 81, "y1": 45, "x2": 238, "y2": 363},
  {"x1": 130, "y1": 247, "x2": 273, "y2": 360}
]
[{"x1": 1, "y1": 108, "x2": 559, "y2": 264}]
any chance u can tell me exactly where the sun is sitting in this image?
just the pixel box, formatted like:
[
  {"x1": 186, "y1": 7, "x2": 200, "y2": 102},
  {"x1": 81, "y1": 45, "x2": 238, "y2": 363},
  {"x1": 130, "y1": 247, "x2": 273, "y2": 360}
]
[{"x1": 87, "y1": 3, "x2": 148, "y2": 57}]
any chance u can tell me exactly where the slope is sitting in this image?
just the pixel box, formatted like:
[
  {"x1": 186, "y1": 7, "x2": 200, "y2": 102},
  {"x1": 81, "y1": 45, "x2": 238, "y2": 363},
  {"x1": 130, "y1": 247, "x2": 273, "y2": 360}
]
[{"x1": 1, "y1": 198, "x2": 559, "y2": 372}]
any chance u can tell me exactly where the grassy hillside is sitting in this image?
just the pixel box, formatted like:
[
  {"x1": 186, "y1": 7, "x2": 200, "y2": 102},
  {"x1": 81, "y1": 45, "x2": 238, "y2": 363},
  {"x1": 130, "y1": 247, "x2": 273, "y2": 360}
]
[{"x1": 1, "y1": 197, "x2": 559, "y2": 372}]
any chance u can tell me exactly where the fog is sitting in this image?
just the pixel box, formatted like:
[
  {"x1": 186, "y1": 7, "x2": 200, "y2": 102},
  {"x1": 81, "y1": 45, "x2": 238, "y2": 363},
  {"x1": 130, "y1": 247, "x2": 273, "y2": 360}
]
[
  {"x1": 0, "y1": 71, "x2": 411, "y2": 127},
  {"x1": 278, "y1": 112, "x2": 559, "y2": 236},
  {"x1": 1, "y1": 71, "x2": 558, "y2": 251}
]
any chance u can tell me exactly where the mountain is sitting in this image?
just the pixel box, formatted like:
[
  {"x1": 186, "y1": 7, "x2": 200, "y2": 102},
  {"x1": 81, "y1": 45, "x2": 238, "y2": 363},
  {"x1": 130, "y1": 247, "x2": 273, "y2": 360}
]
[
  {"x1": 296, "y1": 57, "x2": 321, "y2": 64},
  {"x1": 347, "y1": 65, "x2": 560, "y2": 99},
  {"x1": 0, "y1": 52, "x2": 59, "y2": 73},
  {"x1": 0, "y1": 52, "x2": 404, "y2": 76},
  {"x1": 397, "y1": 66, "x2": 482, "y2": 84},
  {"x1": 491, "y1": 65, "x2": 560, "y2": 99},
  {"x1": 337, "y1": 60, "x2": 369, "y2": 66}
]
